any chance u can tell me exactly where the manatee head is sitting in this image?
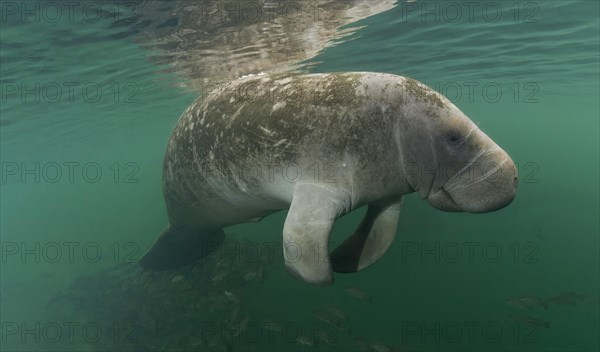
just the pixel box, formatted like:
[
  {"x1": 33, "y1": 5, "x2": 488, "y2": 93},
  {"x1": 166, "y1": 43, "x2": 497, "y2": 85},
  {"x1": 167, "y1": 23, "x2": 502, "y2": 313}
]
[{"x1": 397, "y1": 79, "x2": 517, "y2": 213}]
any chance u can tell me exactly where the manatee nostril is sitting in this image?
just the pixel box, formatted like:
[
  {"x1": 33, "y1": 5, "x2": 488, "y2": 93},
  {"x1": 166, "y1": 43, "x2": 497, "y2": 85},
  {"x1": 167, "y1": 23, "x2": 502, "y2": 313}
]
[{"x1": 513, "y1": 177, "x2": 518, "y2": 188}]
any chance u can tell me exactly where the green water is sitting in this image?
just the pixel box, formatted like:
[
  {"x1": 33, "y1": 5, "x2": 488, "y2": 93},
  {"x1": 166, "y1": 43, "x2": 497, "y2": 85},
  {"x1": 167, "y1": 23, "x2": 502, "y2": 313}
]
[{"x1": 1, "y1": 1, "x2": 598, "y2": 351}]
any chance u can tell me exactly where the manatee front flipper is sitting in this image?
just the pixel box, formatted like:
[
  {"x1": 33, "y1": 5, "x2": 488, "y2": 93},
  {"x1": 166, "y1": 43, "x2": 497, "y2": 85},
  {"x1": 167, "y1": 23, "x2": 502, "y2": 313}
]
[
  {"x1": 331, "y1": 197, "x2": 402, "y2": 273},
  {"x1": 283, "y1": 184, "x2": 350, "y2": 286},
  {"x1": 139, "y1": 225, "x2": 224, "y2": 270}
]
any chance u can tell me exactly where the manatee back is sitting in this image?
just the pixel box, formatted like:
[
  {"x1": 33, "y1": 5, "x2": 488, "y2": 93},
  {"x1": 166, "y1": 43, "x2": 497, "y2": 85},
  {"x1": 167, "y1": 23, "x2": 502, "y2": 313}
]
[{"x1": 163, "y1": 73, "x2": 405, "y2": 210}]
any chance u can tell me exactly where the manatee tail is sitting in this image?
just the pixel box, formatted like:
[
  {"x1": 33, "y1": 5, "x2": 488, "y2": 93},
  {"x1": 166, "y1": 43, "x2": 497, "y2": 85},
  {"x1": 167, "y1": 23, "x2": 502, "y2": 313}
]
[{"x1": 139, "y1": 225, "x2": 224, "y2": 270}]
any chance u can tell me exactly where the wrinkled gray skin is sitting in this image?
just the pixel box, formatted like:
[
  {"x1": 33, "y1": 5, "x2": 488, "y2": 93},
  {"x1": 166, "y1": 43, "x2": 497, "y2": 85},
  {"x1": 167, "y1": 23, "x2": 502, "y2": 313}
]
[{"x1": 140, "y1": 72, "x2": 518, "y2": 285}]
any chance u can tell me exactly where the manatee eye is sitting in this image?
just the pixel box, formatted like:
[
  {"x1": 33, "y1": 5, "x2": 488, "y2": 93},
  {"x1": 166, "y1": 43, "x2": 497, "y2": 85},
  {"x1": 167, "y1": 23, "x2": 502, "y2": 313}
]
[{"x1": 446, "y1": 131, "x2": 462, "y2": 145}]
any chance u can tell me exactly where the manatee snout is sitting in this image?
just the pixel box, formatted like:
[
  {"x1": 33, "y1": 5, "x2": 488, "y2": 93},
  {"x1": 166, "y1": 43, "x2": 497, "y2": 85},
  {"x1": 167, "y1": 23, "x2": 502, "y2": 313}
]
[{"x1": 430, "y1": 147, "x2": 518, "y2": 213}]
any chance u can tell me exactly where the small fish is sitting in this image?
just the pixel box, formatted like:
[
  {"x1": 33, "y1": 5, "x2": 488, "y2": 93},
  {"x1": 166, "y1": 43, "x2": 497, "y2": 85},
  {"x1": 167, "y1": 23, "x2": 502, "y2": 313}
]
[
  {"x1": 508, "y1": 314, "x2": 550, "y2": 329},
  {"x1": 355, "y1": 338, "x2": 393, "y2": 352},
  {"x1": 239, "y1": 315, "x2": 250, "y2": 330},
  {"x1": 229, "y1": 305, "x2": 241, "y2": 322},
  {"x1": 335, "y1": 323, "x2": 352, "y2": 335},
  {"x1": 549, "y1": 296, "x2": 572, "y2": 306},
  {"x1": 506, "y1": 295, "x2": 548, "y2": 310},
  {"x1": 295, "y1": 335, "x2": 314, "y2": 346},
  {"x1": 370, "y1": 343, "x2": 393, "y2": 352},
  {"x1": 39, "y1": 271, "x2": 51, "y2": 279},
  {"x1": 344, "y1": 286, "x2": 373, "y2": 303},
  {"x1": 224, "y1": 290, "x2": 240, "y2": 304},
  {"x1": 216, "y1": 258, "x2": 229, "y2": 269},
  {"x1": 506, "y1": 298, "x2": 529, "y2": 310},
  {"x1": 314, "y1": 310, "x2": 339, "y2": 326},
  {"x1": 232, "y1": 315, "x2": 250, "y2": 337},
  {"x1": 0, "y1": 118, "x2": 17, "y2": 127},
  {"x1": 518, "y1": 294, "x2": 549, "y2": 310},
  {"x1": 533, "y1": 223, "x2": 547, "y2": 241},
  {"x1": 211, "y1": 270, "x2": 227, "y2": 282},
  {"x1": 314, "y1": 310, "x2": 352, "y2": 335},
  {"x1": 549, "y1": 291, "x2": 585, "y2": 306},
  {"x1": 189, "y1": 336, "x2": 204, "y2": 347},
  {"x1": 171, "y1": 274, "x2": 185, "y2": 282},
  {"x1": 256, "y1": 264, "x2": 265, "y2": 280},
  {"x1": 317, "y1": 327, "x2": 335, "y2": 344},
  {"x1": 47, "y1": 292, "x2": 70, "y2": 306},
  {"x1": 326, "y1": 304, "x2": 349, "y2": 322},
  {"x1": 243, "y1": 264, "x2": 265, "y2": 282}
]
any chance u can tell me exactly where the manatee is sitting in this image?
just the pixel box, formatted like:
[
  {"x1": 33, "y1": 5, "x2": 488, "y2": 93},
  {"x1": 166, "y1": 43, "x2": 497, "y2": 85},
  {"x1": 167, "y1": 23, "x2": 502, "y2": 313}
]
[{"x1": 140, "y1": 72, "x2": 518, "y2": 285}]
